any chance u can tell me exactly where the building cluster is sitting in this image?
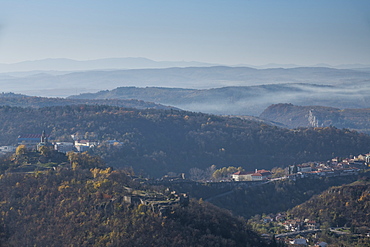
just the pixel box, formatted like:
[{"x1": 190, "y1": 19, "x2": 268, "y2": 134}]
[
  {"x1": 287, "y1": 154, "x2": 369, "y2": 180},
  {"x1": 231, "y1": 169, "x2": 272, "y2": 181},
  {"x1": 262, "y1": 213, "x2": 320, "y2": 232},
  {"x1": 228, "y1": 153, "x2": 369, "y2": 184},
  {"x1": 282, "y1": 219, "x2": 319, "y2": 232},
  {"x1": 0, "y1": 131, "x2": 124, "y2": 156},
  {"x1": 261, "y1": 213, "x2": 329, "y2": 246}
]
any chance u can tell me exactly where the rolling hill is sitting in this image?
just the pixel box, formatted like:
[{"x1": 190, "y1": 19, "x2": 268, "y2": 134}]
[
  {"x1": 70, "y1": 82, "x2": 370, "y2": 116},
  {"x1": 1, "y1": 66, "x2": 369, "y2": 100},
  {"x1": 0, "y1": 105, "x2": 369, "y2": 177},
  {"x1": 0, "y1": 92, "x2": 176, "y2": 110}
]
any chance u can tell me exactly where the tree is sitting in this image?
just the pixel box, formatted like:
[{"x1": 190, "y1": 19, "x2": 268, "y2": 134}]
[
  {"x1": 189, "y1": 168, "x2": 206, "y2": 181},
  {"x1": 212, "y1": 166, "x2": 244, "y2": 181},
  {"x1": 39, "y1": 146, "x2": 51, "y2": 157},
  {"x1": 15, "y1": 145, "x2": 27, "y2": 156},
  {"x1": 271, "y1": 167, "x2": 286, "y2": 178}
]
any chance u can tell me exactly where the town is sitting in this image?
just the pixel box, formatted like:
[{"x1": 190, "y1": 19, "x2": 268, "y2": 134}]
[{"x1": 1, "y1": 131, "x2": 369, "y2": 246}]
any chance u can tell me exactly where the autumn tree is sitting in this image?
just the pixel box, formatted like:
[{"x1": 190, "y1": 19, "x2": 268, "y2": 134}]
[
  {"x1": 212, "y1": 166, "x2": 244, "y2": 181},
  {"x1": 15, "y1": 145, "x2": 27, "y2": 156}
]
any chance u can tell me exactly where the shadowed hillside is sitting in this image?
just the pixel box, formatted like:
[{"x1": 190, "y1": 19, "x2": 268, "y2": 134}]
[
  {"x1": 0, "y1": 166, "x2": 269, "y2": 246},
  {"x1": 0, "y1": 105, "x2": 369, "y2": 177}
]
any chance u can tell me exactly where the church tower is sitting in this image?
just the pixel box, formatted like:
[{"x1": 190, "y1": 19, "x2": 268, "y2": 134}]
[{"x1": 41, "y1": 130, "x2": 47, "y2": 143}]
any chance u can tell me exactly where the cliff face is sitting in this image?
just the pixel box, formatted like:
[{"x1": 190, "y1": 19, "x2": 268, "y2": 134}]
[{"x1": 259, "y1": 103, "x2": 370, "y2": 134}]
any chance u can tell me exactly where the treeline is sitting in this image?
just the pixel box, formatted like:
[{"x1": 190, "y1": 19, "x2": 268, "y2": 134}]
[
  {"x1": 0, "y1": 92, "x2": 173, "y2": 110},
  {"x1": 0, "y1": 167, "x2": 270, "y2": 246},
  {"x1": 0, "y1": 105, "x2": 370, "y2": 177}
]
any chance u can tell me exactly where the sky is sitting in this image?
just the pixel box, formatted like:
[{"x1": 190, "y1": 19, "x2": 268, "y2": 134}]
[{"x1": 0, "y1": 0, "x2": 369, "y2": 66}]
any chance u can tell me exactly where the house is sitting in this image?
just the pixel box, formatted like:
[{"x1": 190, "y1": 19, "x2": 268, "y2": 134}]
[
  {"x1": 290, "y1": 238, "x2": 307, "y2": 245},
  {"x1": 283, "y1": 219, "x2": 303, "y2": 231},
  {"x1": 297, "y1": 164, "x2": 312, "y2": 172},
  {"x1": 256, "y1": 169, "x2": 272, "y2": 179},
  {"x1": 251, "y1": 173, "x2": 263, "y2": 181},
  {"x1": 315, "y1": 242, "x2": 328, "y2": 247},
  {"x1": 231, "y1": 171, "x2": 254, "y2": 181},
  {"x1": 232, "y1": 169, "x2": 272, "y2": 181},
  {"x1": 275, "y1": 213, "x2": 286, "y2": 222},
  {"x1": 54, "y1": 142, "x2": 74, "y2": 153},
  {"x1": 74, "y1": 140, "x2": 98, "y2": 152},
  {"x1": 304, "y1": 220, "x2": 319, "y2": 230},
  {"x1": 0, "y1": 146, "x2": 16, "y2": 155}
]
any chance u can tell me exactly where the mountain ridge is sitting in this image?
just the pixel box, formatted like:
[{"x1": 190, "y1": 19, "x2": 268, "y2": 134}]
[
  {"x1": 69, "y1": 83, "x2": 370, "y2": 116},
  {"x1": 1, "y1": 58, "x2": 369, "y2": 72},
  {"x1": 0, "y1": 57, "x2": 218, "y2": 72}
]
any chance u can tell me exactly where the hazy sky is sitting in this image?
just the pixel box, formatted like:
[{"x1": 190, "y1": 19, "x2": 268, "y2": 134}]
[{"x1": 0, "y1": 0, "x2": 369, "y2": 66}]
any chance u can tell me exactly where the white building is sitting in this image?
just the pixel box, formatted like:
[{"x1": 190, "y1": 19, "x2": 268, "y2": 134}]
[
  {"x1": 54, "y1": 142, "x2": 74, "y2": 153},
  {"x1": 290, "y1": 238, "x2": 307, "y2": 245}
]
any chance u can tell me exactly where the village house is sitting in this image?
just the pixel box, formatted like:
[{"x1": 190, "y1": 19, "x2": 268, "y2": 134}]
[
  {"x1": 232, "y1": 169, "x2": 272, "y2": 181},
  {"x1": 282, "y1": 219, "x2": 303, "y2": 232},
  {"x1": 0, "y1": 146, "x2": 16, "y2": 155},
  {"x1": 289, "y1": 238, "x2": 307, "y2": 246},
  {"x1": 304, "y1": 220, "x2": 319, "y2": 230},
  {"x1": 296, "y1": 164, "x2": 312, "y2": 172},
  {"x1": 231, "y1": 171, "x2": 254, "y2": 181},
  {"x1": 54, "y1": 142, "x2": 75, "y2": 153},
  {"x1": 74, "y1": 140, "x2": 98, "y2": 152},
  {"x1": 314, "y1": 242, "x2": 328, "y2": 247}
]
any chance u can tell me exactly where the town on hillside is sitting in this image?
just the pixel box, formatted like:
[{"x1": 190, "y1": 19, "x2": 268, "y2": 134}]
[
  {"x1": 0, "y1": 131, "x2": 123, "y2": 156},
  {"x1": 0, "y1": 131, "x2": 369, "y2": 182}
]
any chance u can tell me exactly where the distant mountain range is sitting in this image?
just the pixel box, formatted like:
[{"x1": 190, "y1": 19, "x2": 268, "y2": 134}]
[
  {"x1": 1, "y1": 63, "x2": 369, "y2": 118},
  {"x1": 1, "y1": 58, "x2": 369, "y2": 73},
  {"x1": 0, "y1": 58, "x2": 218, "y2": 73},
  {"x1": 1, "y1": 66, "x2": 370, "y2": 99}
]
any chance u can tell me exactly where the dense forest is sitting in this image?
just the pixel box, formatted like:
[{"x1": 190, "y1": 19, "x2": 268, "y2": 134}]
[
  {"x1": 288, "y1": 177, "x2": 370, "y2": 228},
  {"x1": 0, "y1": 104, "x2": 370, "y2": 177},
  {"x1": 0, "y1": 157, "x2": 271, "y2": 246}
]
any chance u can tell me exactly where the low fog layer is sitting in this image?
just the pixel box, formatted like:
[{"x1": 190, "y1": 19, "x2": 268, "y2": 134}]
[
  {"x1": 70, "y1": 82, "x2": 370, "y2": 116},
  {"x1": 1, "y1": 66, "x2": 369, "y2": 116}
]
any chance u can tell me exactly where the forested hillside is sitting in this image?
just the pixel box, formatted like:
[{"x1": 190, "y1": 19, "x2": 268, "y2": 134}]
[
  {"x1": 0, "y1": 105, "x2": 369, "y2": 177},
  {"x1": 0, "y1": 92, "x2": 174, "y2": 110},
  {"x1": 0, "y1": 165, "x2": 268, "y2": 246},
  {"x1": 288, "y1": 177, "x2": 370, "y2": 227},
  {"x1": 260, "y1": 103, "x2": 370, "y2": 134}
]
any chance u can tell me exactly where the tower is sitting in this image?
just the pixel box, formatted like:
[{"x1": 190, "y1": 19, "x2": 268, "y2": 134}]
[{"x1": 41, "y1": 130, "x2": 48, "y2": 143}]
